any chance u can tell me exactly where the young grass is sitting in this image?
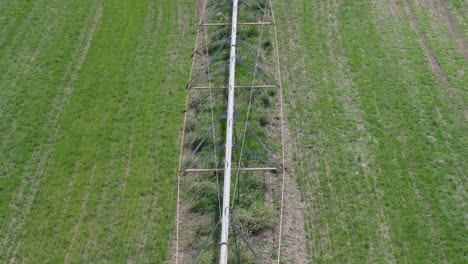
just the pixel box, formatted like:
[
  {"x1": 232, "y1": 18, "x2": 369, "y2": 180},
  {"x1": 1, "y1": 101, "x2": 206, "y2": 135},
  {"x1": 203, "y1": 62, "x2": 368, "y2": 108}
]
[
  {"x1": 275, "y1": 0, "x2": 466, "y2": 262},
  {"x1": 1, "y1": 0, "x2": 196, "y2": 262}
]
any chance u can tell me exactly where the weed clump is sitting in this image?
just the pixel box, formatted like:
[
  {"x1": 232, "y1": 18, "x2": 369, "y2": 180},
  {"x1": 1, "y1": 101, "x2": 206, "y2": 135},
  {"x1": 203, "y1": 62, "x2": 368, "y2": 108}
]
[
  {"x1": 235, "y1": 201, "x2": 275, "y2": 234},
  {"x1": 260, "y1": 95, "x2": 271, "y2": 108},
  {"x1": 267, "y1": 88, "x2": 276, "y2": 97},
  {"x1": 189, "y1": 181, "x2": 219, "y2": 214},
  {"x1": 262, "y1": 40, "x2": 272, "y2": 50},
  {"x1": 259, "y1": 115, "x2": 269, "y2": 126}
]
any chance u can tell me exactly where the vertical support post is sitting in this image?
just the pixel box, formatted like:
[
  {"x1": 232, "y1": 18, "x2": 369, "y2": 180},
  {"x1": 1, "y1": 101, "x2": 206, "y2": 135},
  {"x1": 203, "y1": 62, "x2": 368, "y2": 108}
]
[{"x1": 220, "y1": 0, "x2": 239, "y2": 263}]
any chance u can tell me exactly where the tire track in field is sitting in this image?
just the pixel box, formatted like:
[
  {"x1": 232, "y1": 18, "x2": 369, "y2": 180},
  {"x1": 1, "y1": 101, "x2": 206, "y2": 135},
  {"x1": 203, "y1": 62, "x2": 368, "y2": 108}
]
[
  {"x1": 98, "y1": 6, "x2": 163, "y2": 261},
  {"x1": 139, "y1": 8, "x2": 168, "y2": 257},
  {"x1": 387, "y1": 0, "x2": 402, "y2": 17},
  {"x1": 406, "y1": 0, "x2": 467, "y2": 187},
  {"x1": 133, "y1": 148, "x2": 155, "y2": 262},
  {"x1": 81, "y1": 149, "x2": 115, "y2": 262},
  {"x1": 274, "y1": 0, "x2": 322, "y2": 262},
  {"x1": 0, "y1": 0, "x2": 44, "y2": 48},
  {"x1": 280, "y1": 0, "x2": 334, "y2": 260},
  {"x1": 266, "y1": 0, "x2": 310, "y2": 262},
  {"x1": 372, "y1": 1, "x2": 462, "y2": 261},
  {"x1": 292, "y1": 0, "x2": 330, "y2": 259},
  {"x1": 64, "y1": 164, "x2": 97, "y2": 264},
  {"x1": 403, "y1": 0, "x2": 467, "y2": 120},
  {"x1": 409, "y1": 171, "x2": 450, "y2": 263},
  {"x1": 0, "y1": 14, "x2": 58, "y2": 255},
  {"x1": 372, "y1": 0, "x2": 441, "y2": 260},
  {"x1": 121, "y1": 6, "x2": 167, "y2": 262},
  {"x1": 320, "y1": 1, "x2": 397, "y2": 261},
  {"x1": 80, "y1": 131, "x2": 121, "y2": 261},
  {"x1": 402, "y1": 0, "x2": 466, "y2": 179},
  {"x1": 86, "y1": 114, "x2": 136, "y2": 261},
  {"x1": 117, "y1": 113, "x2": 136, "y2": 209},
  {"x1": 53, "y1": 4, "x2": 107, "y2": 261},
  {"x1": 0, "y1": 1, "x2": 55, "y2": 177},
  {"x1": 0, "y1": 0, "x2": 48, "y2": 115},
  {"x1": 79, "y1": 101, "x2": 124, "y2": 260},
  {"x1": 81, "y1": 142, "x2": 118, "y2": 260},
  {"x1": 405, "y1": 1, "x2": 448, "y2": 84},
  {"x1": 0, "y1": 14, "x2": 55, "y2": 150},
  {"x1": 430, "y1": 0, "x2": 467, "y2": 60},
  {"x1": 80, "y1": 148, "x2": 118, "y2": 261},
  {"x1": 25, "y1": 3, "x2": 103, "y2": 257},
  {"x1": 0, "y1": 3, "x2": 102, "y2": 260},
  {"x1": 59, "y1": 161, "x2": 84, "y2": 222}
]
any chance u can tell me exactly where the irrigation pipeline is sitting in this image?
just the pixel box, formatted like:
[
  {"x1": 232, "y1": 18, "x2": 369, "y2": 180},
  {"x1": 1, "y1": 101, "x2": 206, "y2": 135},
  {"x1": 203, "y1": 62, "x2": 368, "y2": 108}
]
[{"x1": 219, "y1": 0, "x2": 239, "y2": 262}]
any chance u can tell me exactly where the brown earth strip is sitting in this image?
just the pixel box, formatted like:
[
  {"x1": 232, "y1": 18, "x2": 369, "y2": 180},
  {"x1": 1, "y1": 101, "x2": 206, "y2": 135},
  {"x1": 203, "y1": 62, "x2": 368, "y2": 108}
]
[
  {"x1": 272, "y1": 0, "x2": 310, "y2": 262},
  {"x1": 279, "y1": 126, "x2": 308, "y2": 264},
  {"x1": 171, "y1": 0, "x2": 203, "y2": 263}
]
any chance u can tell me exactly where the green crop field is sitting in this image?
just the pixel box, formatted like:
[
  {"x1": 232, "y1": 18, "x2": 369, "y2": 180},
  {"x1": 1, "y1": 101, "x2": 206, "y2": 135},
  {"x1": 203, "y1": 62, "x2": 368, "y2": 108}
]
[
  {"x1": 275, "y1": 0, "x2": 466, "y2": 263},
  {"x1": 0, "y1": 0, "x2": 466, "y2": 263},
  {"x1": 0, "y1": 0, "x2": 196, "y2": 262}
]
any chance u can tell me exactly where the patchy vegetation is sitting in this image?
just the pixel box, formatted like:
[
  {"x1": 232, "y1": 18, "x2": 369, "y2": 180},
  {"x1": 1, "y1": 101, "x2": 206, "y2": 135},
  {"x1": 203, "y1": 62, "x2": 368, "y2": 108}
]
[{"x1": 175, "y1": 1, "x2": 285, "y2": 262}]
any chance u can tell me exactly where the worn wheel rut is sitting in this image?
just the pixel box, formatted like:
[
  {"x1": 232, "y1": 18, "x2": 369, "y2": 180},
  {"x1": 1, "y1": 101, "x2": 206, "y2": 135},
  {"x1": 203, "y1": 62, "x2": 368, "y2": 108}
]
[{"x1": 0, "y1": 3, "x2": 102, "y2": 260}]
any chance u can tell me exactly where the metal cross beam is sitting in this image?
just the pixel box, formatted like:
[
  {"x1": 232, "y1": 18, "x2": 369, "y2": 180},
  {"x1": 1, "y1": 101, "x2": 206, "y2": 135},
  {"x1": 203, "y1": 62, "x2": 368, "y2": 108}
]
[
  {"x1": 202, "y1": 22, "x2": 272, "y2": 26},
  {"x1": 185, "y1": 167, "x2": 277, "y2": 172},
  {"x1": 191, "y1": 85, "x2": 276, "y2": 89}
]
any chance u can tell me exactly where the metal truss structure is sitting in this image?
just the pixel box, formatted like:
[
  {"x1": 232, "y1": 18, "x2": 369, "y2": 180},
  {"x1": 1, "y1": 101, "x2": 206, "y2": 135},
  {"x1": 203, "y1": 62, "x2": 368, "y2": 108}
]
[{"x1": 175, "y1": 0, "x2": 285, "y2": 263}]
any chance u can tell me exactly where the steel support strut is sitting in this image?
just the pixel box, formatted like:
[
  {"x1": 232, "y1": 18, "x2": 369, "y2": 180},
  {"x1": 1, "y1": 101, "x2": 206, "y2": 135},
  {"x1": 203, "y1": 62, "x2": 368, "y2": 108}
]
[{"x1": 220, "y1": 0, "x2": 239, "y2": 263}]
